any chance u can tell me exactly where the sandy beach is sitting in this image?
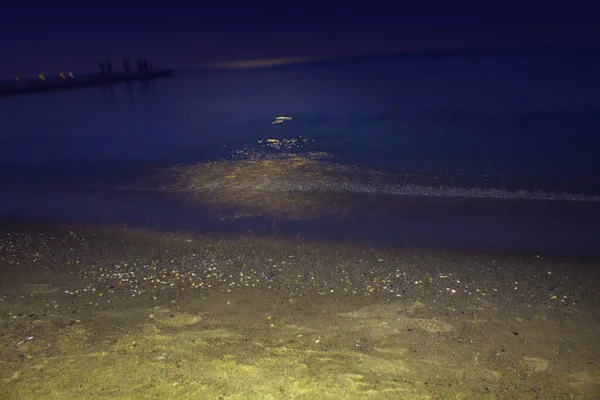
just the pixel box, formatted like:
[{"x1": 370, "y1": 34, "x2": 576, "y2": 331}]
[{"x1": 1, "y1": 218, "x2": 599, "y2": 399}]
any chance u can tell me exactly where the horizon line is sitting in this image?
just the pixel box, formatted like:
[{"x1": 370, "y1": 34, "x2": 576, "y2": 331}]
[
  {"x1": 190, "y1": 44, "x2": 600, "y2": 71},
  {"x1": 2, "y1": 44, "x2": 598, "y2": 79}
]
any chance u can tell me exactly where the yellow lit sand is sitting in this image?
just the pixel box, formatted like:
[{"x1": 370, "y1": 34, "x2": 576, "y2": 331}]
[{"x1": 1, "y1": 221, "x2": 599, "y2": 398}]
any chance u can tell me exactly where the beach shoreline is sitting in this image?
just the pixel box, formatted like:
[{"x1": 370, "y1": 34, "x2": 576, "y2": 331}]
[{"x1": 1, "y1": 186, "x2": 600, "y2": 259}]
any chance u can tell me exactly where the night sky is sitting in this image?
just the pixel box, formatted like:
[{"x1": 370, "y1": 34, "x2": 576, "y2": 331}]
[{"x1": 1, "y1": 2, "x2": 599, "y2": 78}]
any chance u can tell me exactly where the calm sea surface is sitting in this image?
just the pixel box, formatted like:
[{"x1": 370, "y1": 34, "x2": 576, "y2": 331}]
[{"x1": 1, "y1": 49, "x2": 600, "y2": 256}]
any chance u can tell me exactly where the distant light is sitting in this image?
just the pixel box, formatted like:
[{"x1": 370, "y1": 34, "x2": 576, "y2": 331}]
[
  {"x1": 207, "y1": 57, "x2": 313, "y2": 69},
  {"x1": 38, "y1": 74, "x2": 46, "y2": 81},
  {"x1": 68, "y1": 72, "x2": 74, "y2": 78},
  {"x1": 59, "y1": 72, "x2": 65, "y2": 80},
  {"x1": 15, "y1": 76, "x2": 20, "y2": 83}
]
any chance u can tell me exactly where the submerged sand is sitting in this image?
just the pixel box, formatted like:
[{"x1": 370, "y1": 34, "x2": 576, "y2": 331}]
[{"x1": 0, "y1": 219, "x2": 599, "y2": 399}]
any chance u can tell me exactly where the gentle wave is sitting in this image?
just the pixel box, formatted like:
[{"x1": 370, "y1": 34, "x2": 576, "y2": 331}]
[
  {"x1": 155, "y1": 152, "x2": 600, "y2": 203},
  {"x1": 165, "y1": 179, "x2": 600, "y2": 203}
]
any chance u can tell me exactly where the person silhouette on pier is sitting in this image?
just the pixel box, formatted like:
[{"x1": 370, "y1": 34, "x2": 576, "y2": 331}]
[{"x1": 106, "y1": 60, "x2": 112, "y2": 74}]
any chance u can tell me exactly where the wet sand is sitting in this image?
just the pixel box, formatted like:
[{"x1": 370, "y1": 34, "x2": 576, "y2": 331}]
[{"x1": 0, "y1": 218, "x2": 599, "y2": 399}]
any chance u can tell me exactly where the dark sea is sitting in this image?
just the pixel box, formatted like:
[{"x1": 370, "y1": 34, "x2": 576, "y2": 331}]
[{"x1": 2, "y1": 48, "x2": 600, "y2": 257}]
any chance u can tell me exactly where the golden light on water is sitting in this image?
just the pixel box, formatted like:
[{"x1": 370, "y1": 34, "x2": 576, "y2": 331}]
[
  {"x1": 159, "y1": 134, "x2": 587, "y2": 221},
  {"x1": 164, "y1": 151, "x2": 383, "y2": 221},
  {"x1": 255, "y1": 136, "x2": 304, "y2": 151}
]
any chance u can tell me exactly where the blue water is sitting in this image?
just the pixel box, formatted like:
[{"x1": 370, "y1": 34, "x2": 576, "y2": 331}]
[{"x1": 1, "y1": 49, "x2": 600, "y2": 256}]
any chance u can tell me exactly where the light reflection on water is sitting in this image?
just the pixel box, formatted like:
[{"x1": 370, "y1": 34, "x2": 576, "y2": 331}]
[
  {"x1": 158, "y1": 136, "x2": 600, "y2": 222},
  {"x1": 1, "y1": 134, "x2": 600, "y2": 256}
]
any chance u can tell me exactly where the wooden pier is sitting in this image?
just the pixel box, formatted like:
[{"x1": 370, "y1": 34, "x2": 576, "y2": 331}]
[{"x1": 0, "y1": 69, "x2": 174, "y2": 97}]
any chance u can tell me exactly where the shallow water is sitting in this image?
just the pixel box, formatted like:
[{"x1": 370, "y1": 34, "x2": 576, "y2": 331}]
[{"x1": 1, "y1": 49, "x2": 600, "y2": 255}]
